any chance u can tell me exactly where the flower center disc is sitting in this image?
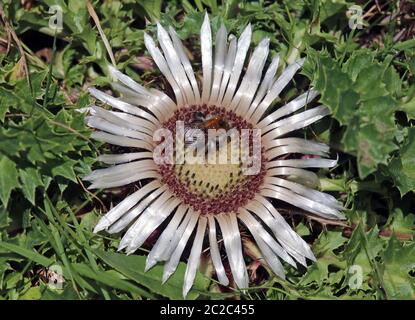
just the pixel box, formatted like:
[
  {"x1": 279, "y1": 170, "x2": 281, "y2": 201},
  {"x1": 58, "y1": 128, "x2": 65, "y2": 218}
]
[{"x1": 158, "y1": 106, "x2": 266, "y2": 215}]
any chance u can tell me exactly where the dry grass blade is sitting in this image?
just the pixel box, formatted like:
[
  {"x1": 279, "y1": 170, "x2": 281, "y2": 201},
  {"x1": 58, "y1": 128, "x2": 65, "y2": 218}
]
[
  {"x1": 0, "y1": 3, "x2": 32, "y2": 95},
  {"x1": 86, "y1": 0, "x2": 116, "y2": 67}
]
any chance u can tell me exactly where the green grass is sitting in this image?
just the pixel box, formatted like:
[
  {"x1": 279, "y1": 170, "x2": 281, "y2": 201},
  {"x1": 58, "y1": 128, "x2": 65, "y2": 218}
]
[{"x1": 0, "y1": 0, "x2": 414, "y2": 300}]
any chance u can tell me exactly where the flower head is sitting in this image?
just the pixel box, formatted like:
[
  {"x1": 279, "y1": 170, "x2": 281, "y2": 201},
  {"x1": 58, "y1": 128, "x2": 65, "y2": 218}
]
[{"x1": 85, "y1": 13, "x2": 344, "y2": 297}]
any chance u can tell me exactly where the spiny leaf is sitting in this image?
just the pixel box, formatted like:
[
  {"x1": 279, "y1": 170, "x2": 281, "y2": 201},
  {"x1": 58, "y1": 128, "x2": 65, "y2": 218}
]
[
  {"x1": 388, "y1": 127, "x2": 415, "y2": 195},
  {"x1": 0, "y1": 156, "x2": 20, "y2": 207},
  {"x1": 51, "y1": 158, "x2": 77, "y2": 183},
  {"x1": 18, "y1": 168, "x2": 44, "y2": 205},
  {"x1": 383, "y1": 209, "x2": 415, "y2": 238},
  {"x1": 309, "y1": 50, "x2": 400, "y2": 179},
  {"x1": 381, "y1": 238, "x2": 415, "y2": 299},
  {"x1": 299, "y1": 230, "x2": 347, "y2": 286},
  {"x1": 311, "y1": 53, "x2": 359, "y2": 124},
  {"x1": 343, "y1": 224, "x2": 387, "y2": 295}
]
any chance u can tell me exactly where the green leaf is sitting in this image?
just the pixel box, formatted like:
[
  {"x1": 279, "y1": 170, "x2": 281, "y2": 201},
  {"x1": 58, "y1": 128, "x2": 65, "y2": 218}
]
[
  {"x1": 343, "y1": 224, "x2": 387, "y2": 294},
  {"x1": 0, "y1": 207, "x2": 11, "y2": 230},
  {"x1": 94, "y1": 249, "x2": 210, "y2": 300},
  {"x1": 0, "y1": 102, "x2": 8, "y2": 122},
  {"x1": 19, "y1": 286, "x2": 42, "y2": 300},
  {"x1": 309, "y1": 50, "x2": 400, "y2": 178},
  {"x1": 355, "y1": 96, "x2": 398, "y2": 178},
  {"x1": 40, "y1": 286, "x2": 79, "y2": 300},
  {"x1": 18, "y1": 168, "x2": 44, "y2": 205},
  {"x1": 311, "y1": 53, "x2": 359, "y2": 124},
  {"x1": 138, "y1": 0, "x2": 163, "y2": 21},
  {"x1": 381, "y1": 238, "x2": 415, "y2": 299},
  {"x1": 0, "y1": 156, "x2": 20, "y2": 207},
  {"x1": 0, "y1": 71, "x2": 47, "y2": 114},
  {"x1": 383, "y1": 209, "x2": 415, "y2": 238},
  {"x1": 401, "y1": 96, "x2": 415, "y2": 120},
  {"x1": 388, "y1": 128, "x2": 415, "y2": 195},
  {"x1": 51, "y1": 159, "x2": 77, "y2": 182},
  {"x1": 72, "y1": 263, "x2": 155, "y2": 299},
  {"x1": 299, "y1": 230, "x2": 347, "y2": 286},
  {"x1": 0, "y1": 241, "x2": 53, "y2": 267}
]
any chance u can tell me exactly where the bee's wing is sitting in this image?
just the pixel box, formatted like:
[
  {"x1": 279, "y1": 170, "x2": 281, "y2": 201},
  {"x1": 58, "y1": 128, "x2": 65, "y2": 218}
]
[
  {"x1": 184, "y1": 128, "x2": 201, "y2": 146},
  {"x1": 205, "y1": 131, "x2": 228, "y2": 152}
]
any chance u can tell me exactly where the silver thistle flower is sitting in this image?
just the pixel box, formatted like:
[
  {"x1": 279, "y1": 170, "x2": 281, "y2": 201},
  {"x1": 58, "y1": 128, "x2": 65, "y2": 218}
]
[{"x1": 85, "y1": 13, "x2": 345, "y2": 297}]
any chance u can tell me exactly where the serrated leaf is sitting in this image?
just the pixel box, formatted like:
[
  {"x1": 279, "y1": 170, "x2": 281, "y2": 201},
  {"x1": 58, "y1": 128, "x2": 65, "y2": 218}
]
[
  {"x1": 342, "y1": 224, "x2": 387, "y2": 294},
  {"x1": 381, "y1": 238, "x2": 415, "y2": 299},
  {"x1": 401, "y1": 96, "x2": 415, "y2": 120},
  {"x1": 0, "y1": 207, "x2": 11, "y2": 231},
  {"x1": 311, "y1": 54, "x2": 359, "y2": 124},
  {"x1": 300, "y1": 230, "x2": 347, "y2": 286},
  {"x1": 356, "y1": 116, "x2": 398, "y2": 179},
  {"x1": 0, "y1": 103, "x2": 8, "y2": 122},
  {"x1": 138, "y1": 0, "x2": 163, "y2": 21},
  {"x1": 309, "y1": 50, "x2": 400, "y2": 179},
  {"x1": 0, "y1": 71, "x2": 47, "y2": 114},
  {"x1": 342, "y1": 51, "x2": 375, "y2": 81},
  {"x1": 18, "y1": 168, "x2": 44, "y2": 205},
  {"x1": 384, "y1": 209, "x2": 415, "y2": 237},
  {"x1": 0, "y1": 156, "x2": 20, "y2": 207},
  {"x1": 388, "y1": 127, "x2": 415, "y2": 195},
  {"x1": 51, "y1": 159, "x2": 77, "y2": 182}
]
